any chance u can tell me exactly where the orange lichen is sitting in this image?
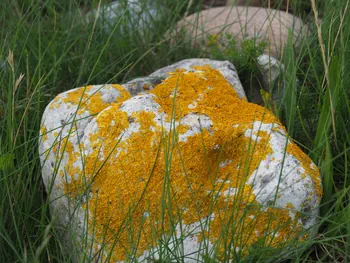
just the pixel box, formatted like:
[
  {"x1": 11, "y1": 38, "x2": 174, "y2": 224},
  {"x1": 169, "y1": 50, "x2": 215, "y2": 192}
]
[
  {"x1": 49, "y1": 84, "x2": 130, "y2": 115},
  {"x1": 57, "y1": 66, "x2": 321, "y2": 261},
  {"x1": 286, "y1": 202, "x2": 295, "y2": 209},
  {"x1": 40, "y1": 126, "x2": 48, "y2": 141},
  {"x1": 143, "y1": 84, "x2": 151, "y2": 90},
  {"x1": 51, "y1": 85, "x2": 131, "y2": 195}
]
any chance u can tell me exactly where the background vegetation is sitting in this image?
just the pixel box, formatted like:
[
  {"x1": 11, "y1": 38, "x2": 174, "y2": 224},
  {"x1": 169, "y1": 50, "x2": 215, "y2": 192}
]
[{"x1": 0, "y1": 0, "x2": 349, "y2": 262}]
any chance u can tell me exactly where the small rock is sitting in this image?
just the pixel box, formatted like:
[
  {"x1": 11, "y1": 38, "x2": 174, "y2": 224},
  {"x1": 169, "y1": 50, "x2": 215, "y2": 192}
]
[
  {"x1": 39, "y1": 61, "x2": 321, "y2": 262},
  {"x1": 173, "y1": 6, "x2": 308, "y2": 58},
  {"x1": 87, "y1": 0, "x2": 162, "y2": 32},
  {"x1": 257, "y1": 54, "x2": 285, "y2": 101}
]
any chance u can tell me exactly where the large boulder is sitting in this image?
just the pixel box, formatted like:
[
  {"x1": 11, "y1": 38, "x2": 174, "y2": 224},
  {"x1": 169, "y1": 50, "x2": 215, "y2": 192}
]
[
  {"x1": 173, "y1": 6, "x2": 308, "y2": 58},
  {"x1": 39, "y1": 60, "x2": 321, "y2": 262}
]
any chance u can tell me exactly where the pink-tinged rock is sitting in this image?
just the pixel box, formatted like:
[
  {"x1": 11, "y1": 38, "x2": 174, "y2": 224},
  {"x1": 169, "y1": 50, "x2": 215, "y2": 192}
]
[
  {"x1": 227, "y1": 0, "x2": 290, "y2": 11},
  {"x1": 174, "y1": 6, "x2": 308, "y2": 58}
]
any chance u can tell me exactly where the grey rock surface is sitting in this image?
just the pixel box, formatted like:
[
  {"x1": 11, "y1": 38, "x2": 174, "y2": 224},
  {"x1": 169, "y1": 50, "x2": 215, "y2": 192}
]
[{"x1": 123, "y1": 76, "x2": 163, "y2": 96}]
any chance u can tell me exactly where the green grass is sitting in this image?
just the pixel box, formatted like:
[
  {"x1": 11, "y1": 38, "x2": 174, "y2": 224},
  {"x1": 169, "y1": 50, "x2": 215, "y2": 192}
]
[{"x1": 0, "y1": 0, "x2": 350, "y2": 262}]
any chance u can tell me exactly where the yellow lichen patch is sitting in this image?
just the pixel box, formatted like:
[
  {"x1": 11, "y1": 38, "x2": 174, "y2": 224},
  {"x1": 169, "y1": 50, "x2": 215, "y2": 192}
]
[
  {"x1": 49, "y1": 101, "x2": 61, "y2": 109},
  {"x1": 40, "y1": 126, "x2": 48, "y2": 141},
  {"x1": 55, "y1": 136, "x2": 84, "y2": 195},
  {"x1": 58, "y1": 66, "x2": 320, "y2": 261},
  {"x1": 208, "y1": 204, "x2": 303, "y2": 258},
  {"x1": 49, "y1": 84, "x2": 130, "y2": 115},
  {"x1": 143, "y1": 84, "x2": 151, "y2": 91},
  {"x1": 286, "y1": 202, "x2": 295, "y2": 209},
  {"x1": 151, "y1": 65, "x2": 277, "y2": 127}
]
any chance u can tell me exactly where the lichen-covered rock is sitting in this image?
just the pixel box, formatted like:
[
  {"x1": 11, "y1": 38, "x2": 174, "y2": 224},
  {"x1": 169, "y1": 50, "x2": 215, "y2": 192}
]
[
  {"x1": 173, "y1": 6, "x2": 308, "y2": 58},
  {"x1": 39, "y1": 63, "x2": 321, "y2": 262}
]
